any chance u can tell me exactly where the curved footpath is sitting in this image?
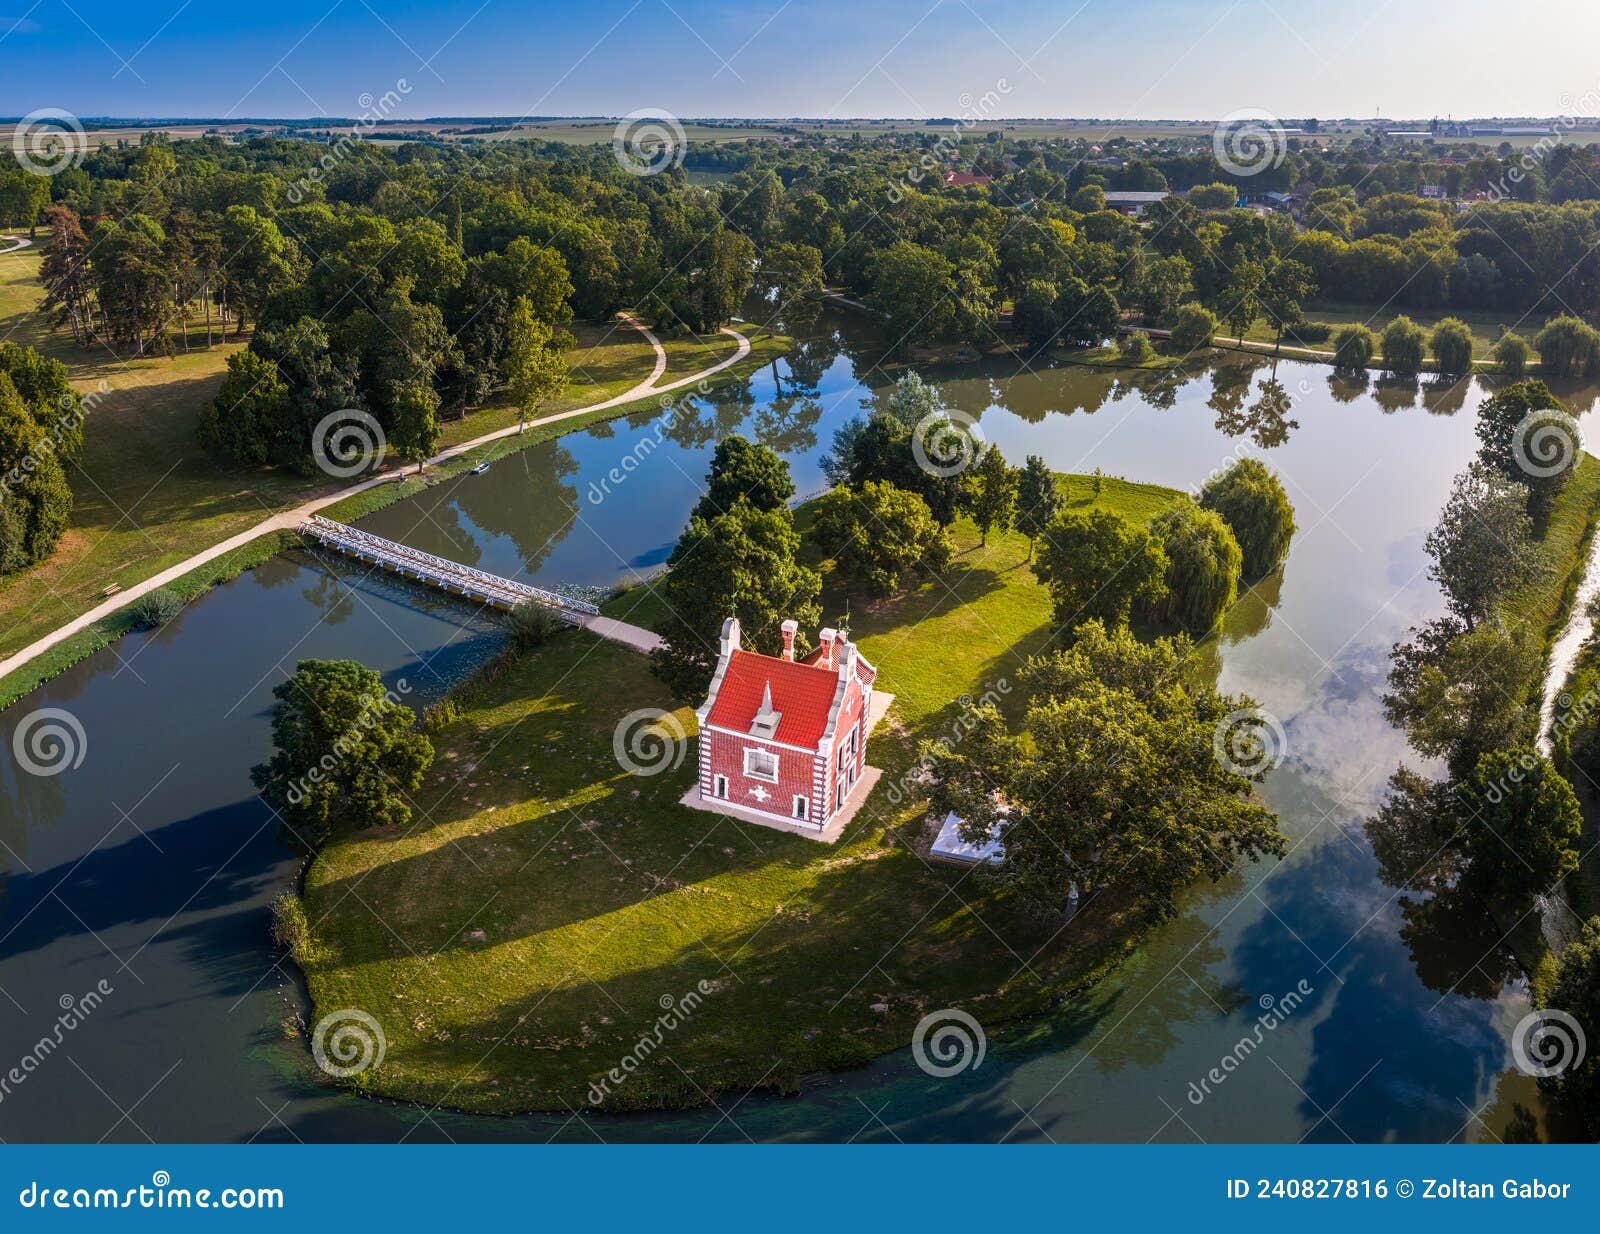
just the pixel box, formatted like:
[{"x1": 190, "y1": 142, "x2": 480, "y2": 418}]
[
  {"x1": 0, "y1": 235, "x2": 34, "y2": 255},
  {"x1": 0, "y1": 315, "x2": 747, "y2": 686}
]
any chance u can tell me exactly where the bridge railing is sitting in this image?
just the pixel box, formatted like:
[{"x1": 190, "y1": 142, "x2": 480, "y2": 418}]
[{"x1": 299, "y1": 516, "x2": 600, "y2": 618}]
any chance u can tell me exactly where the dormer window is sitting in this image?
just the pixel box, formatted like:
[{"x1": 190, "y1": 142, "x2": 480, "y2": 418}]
[{"x1": 750, "y1": 682, "x2": 782, "y2": 740}]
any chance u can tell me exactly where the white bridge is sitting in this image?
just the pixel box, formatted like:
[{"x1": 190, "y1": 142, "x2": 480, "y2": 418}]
[{"x1": 298, "y1": 515, "x2": 601, "y2": 624}]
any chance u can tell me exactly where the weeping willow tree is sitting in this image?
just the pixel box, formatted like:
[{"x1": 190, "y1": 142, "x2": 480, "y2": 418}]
[
  {"x1": 1198, "y1": 457, "x2": 1296, "y2": 580},
  {"x1": 1141, "y1": 501, "x2": 1242, "y2": 636}
]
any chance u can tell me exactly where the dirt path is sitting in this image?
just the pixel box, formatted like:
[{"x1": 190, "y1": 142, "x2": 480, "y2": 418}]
[{"x1": 0, "y1": 316, "x2": 748, "y2": 687}]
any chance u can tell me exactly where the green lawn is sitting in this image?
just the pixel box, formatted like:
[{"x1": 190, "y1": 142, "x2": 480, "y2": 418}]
[{"x1": 296, "y1": 475, "x2": 1188, "y2": 1112}]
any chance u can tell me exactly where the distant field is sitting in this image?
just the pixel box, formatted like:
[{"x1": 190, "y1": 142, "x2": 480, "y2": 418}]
[{"x1": 13, "y1": 117, "x2": 1600, "y2": 154}]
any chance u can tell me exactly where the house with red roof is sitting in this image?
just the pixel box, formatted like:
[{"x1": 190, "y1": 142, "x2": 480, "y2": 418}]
[{"x1": 686, "y1": 616, "x2": 891, "y2": 841}]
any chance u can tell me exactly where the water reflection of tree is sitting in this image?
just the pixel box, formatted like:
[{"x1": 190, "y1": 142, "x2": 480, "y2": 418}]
[
  {"x1": 1082, "y1": 896, "x2": 1247, "y2": 1074},
  {"x1": 752, "y1": 395, "x2": 822, "y2": 456},
  {"x1": 1326, "y1": 371, "x2": 1369, "y2": 405},
  {"x1": 1212, "y1": 372, "x2": 1299, "y2": 449},
  {"x1": 1420, "y1": 376, "x2": 1471, "y2": 417},
  {"x1": 1371, "y1": 377, "x2": 1419, "y2": 414},
  {"x1": 299, "y1": 567, "x2": 357, "y2": 625},
  {"x1": 1362, "y1": 442, "x2": 1555, "y2": 1000},
  {"x1": 661, "y1": 388, "x2": 755, "y2": 451},
  {"x1": 450, "y1": 442, "x2": 580, "y2": 578}
]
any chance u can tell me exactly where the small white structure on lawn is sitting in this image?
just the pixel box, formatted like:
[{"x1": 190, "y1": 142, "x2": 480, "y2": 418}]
[{"x1": 929, "y1": 811, "x2": 1005, "y2": 865}]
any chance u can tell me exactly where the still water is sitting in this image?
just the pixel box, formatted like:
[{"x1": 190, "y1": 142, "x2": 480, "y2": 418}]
[{"x1": 1, "y1": 314, "x2": 1590, "y2": 1143}]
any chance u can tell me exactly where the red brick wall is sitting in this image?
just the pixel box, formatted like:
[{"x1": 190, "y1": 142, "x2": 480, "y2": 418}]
[{"x1": 703, "y1": 728, "x2": 819, "y2": 822}]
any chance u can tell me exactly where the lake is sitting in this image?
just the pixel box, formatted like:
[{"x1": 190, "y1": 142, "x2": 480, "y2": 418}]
[{"x1": 0, "y1": 312, "x2": 1588, "y2": 1142}]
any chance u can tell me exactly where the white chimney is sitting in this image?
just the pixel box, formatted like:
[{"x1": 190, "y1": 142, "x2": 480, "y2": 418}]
[{"x1": 816, "y1": 627, "x2": 837, "y2": 670}]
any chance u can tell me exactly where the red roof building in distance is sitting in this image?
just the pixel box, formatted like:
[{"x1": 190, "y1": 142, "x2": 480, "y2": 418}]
[
  {"x1": 690, "y1": 616, "x2": 885, "y2": 839},
  {"x1": 944, "y1": 170, "x2": 993, "y2": 187}
]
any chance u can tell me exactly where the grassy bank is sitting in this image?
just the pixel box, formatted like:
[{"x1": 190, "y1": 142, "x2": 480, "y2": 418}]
[{"x1": 294, "y1": 475, "x2": 1192, "y2": 1113}]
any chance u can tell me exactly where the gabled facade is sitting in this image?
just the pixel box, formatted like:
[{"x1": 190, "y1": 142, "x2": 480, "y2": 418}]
[{"x1": 692, "y1": 617, "x2": 878, "y2": 835}]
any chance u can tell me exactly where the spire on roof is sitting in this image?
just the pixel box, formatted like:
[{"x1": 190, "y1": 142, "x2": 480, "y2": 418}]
[{"x1": 751, "y1": 681, "x2": 782, "y2": 738}]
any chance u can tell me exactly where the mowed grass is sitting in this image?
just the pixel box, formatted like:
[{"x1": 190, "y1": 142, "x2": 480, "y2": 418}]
[
  {"x1": 299, "y1": 475, "x2": 1187, "y2": 1113},
  {"x1": 0, "y1": 238, "x2": 769, "y2": 672}
]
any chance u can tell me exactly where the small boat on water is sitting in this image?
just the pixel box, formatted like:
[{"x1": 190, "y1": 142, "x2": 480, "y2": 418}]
[{"x1": 470, "y1": 462, "x2": 490, "y2": 475}]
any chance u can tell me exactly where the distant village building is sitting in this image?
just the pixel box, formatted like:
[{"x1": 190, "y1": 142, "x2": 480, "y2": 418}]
[
  {"x1": 1102, "y1": 190, "x2": 1170, "y2": 216},
  {"x1": 1419, "y1": 184, "x2": 1447, "y2": 200},
  {"x1": 944, "y1": 170, "x2": 993, "y2": 187},
  {"x1": 687, "y1": 618, "x2": 891, "y2": 841}
]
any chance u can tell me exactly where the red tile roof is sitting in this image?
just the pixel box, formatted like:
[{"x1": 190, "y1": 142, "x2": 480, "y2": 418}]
[
  {"x1": 944, "y1": 171, "x2": 993, "y2": 187},
  {"x1": 706, "y1": 650, "x2": 840, "y2": 750}
]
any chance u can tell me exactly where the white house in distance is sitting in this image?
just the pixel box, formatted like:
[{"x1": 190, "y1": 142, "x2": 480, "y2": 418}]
[{"x1": 684, "y1": 617, "x2": 893, "y2": 842}]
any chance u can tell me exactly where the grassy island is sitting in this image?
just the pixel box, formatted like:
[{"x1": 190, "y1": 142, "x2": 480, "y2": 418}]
[{"x1": 291, "y1": 473, "x2": 1197, "y2": 1113}]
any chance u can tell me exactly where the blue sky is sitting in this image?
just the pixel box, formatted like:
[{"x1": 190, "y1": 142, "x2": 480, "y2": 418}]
[{"x1": 2, "y1": 0, "x2": 1598, "y2": 121}]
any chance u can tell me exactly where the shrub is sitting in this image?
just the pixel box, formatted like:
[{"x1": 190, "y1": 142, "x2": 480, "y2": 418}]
[
  {"x1": 1331, "y1": 324, "x2": 1376, "y2": 372},
  {"x1": 1430, "y1": 317, "x2": 1476, "y2": 376},
  {"x1": 1535, "y1": 315, "x2": 1600, "y2": 379},
  {"x1": 1198, "y1": 458, "x2": 1296, "y2": 580},
  {"x1": 1142, "y1": 501, "x2": 1243, "y2": 635},
  {"x1": 269, "y1": 892, "x2": 326, "y2": 966},
  {"x1": 507, "y1": 599, "x2": 567, "y2": 651},
  {"x1": 1118, "y1": 331, "x2": 1155, "y2": 363},
  {"x1": 1288, "y1": 320, "x2": 1332, "y2": 344},
  {"x1": 1381, "y1": 315, "x2": 1427, "y2": 377},
  {"x1": 1493, "y1": 330, "x2": 1531, "y2": 376},
  {"x1": 132, "y1": 587, "x2": 185, "y2": 629},
  {"x1": 1168, "y1": 303, "x2": 1217, "y2": 350},
  {"x1": 422, "y1": 697, "x2": 463, "y2": 733}
]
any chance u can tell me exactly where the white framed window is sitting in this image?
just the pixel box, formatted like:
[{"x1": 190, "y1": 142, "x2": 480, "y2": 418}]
[
  {"x1": 713, "y1": 774, "x2": 728, "y2": 799},
  {"x1": 744, "y1": 747, "x2": 779, "y2": 783},
  {"x1": 792, "y1": 795, "x2": 809, "y2": 821},
  {"x1": 837, "y1": 779, "x2": 846, "y2": 808}
]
